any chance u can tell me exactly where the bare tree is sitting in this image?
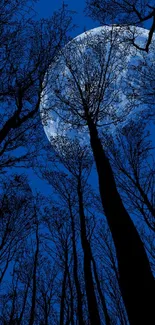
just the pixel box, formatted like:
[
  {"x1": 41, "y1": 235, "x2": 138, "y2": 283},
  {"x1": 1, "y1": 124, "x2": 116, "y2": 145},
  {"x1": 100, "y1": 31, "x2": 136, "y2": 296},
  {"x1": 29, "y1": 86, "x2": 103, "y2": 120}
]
[
  {"x1": 41, "y1": 29, "x2": 155, "y2": 325},
  {"x1": 36, "y1": 264, "x2": 58, "y2": 325},
  {"x1": 42, "y1": 203, "x2": 75, "y2": 325},
  {"x1": 94, "y1": 220, "x2": 129, "y2": 325},
  {"x1": 41, "y1": 136, "x2": 112, "y2": 325},
  {"x1": 103, "y1": 118, "x2": 155, "y2": 232},
  {"x1": 44, "y1": 169, "x2": 85, "y2": 325},
  {"x1": 85, "y1": 0, "x2": 155, "y2": 52},
  {"x1": 0, "y1": 0, "x2": 73, "y2": 172},
  {"x1": 0, "y1": 174, "x2": 34, "y2": 284}
]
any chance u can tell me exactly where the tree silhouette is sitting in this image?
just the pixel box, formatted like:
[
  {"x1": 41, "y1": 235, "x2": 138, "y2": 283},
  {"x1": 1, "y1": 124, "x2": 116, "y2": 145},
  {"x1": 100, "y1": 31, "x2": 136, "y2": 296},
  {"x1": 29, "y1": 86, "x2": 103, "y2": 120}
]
[
  {"x1": 0, "y1": 0, "x2": 73, "y2": 172},
  {"x1": 104, "y1": 118, "x2": 155, "y2": 232},
  {"x1": 41, "y1": 137, "x2": 102, "y2": 324},
  {"x1": 1, "y1": 1, "x2": 155, "y2": 324},
  {"x1": 41, "y1": 28, "x2": 155, "y2": 324},
  {"x1": 86, "y1": 0, "x2": 155, "y2": 52}
]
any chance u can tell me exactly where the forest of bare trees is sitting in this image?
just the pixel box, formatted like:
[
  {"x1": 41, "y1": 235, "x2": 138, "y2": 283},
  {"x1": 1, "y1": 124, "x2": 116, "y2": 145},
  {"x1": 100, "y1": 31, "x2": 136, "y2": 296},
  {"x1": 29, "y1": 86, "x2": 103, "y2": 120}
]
[{"x1": 0, "y1": 1, "x2": 154, "y2": 325}]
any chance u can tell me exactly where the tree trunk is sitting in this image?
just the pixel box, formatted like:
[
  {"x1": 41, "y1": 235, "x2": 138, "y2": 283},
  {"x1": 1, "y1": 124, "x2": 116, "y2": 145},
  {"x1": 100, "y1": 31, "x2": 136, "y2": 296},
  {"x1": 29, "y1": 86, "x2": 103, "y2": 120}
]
[
  {"x1": 91, "y1": 256, "x2": 111, "y2": 325},
  {"x1": 18, "y1": 280, "x2": 30, "y2": 325},
  {"x1": 60, "y1": 251, "x2": 68, "y2": 325},
  {"x1": 87, "y1": 118, "x2": 155, "y2": 325},
  {"x1": 78, "y1": 180, "x2": 101, "y2": 325},
  {"x1": 29, "y1": 222, "x2": 39, "y2": 325},
  {"x1": 69, "y1": 202, "x2": 85, "y2": 325},
  {"x1": 67, "y1": 268, "x2": 74, "y2": 325}
]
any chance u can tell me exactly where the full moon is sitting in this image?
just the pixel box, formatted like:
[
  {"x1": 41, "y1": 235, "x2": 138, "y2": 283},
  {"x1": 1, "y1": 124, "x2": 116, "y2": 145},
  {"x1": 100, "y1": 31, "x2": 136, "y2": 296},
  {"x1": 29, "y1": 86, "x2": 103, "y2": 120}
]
[{"x1": 40, "y1": 25, "x2": 154, "y2": 143}]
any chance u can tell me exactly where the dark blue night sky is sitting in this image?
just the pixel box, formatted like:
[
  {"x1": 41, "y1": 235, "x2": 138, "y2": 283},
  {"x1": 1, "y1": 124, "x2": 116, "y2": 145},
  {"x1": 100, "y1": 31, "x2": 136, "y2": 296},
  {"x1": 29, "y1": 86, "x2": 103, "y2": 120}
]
[
  {"x1": 26, "y1": 1, "x2": 100, "y2": 194},
  {"x1": 34, "y1": 0, "x2": 98, "y2": 34},
  {"x1": 27, "y1": 0, "x2": 154, "y2": 194},
  {"x1": 1, "y1": 2, "x2": 154, "y2": 323}
]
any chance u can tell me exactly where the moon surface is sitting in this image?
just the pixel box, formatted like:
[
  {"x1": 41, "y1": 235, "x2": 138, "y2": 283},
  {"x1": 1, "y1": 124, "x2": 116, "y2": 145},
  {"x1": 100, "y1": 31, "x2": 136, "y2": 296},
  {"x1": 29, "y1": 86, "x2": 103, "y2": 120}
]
[{"x1": 40, "y1": 25, "x2": 154, "y2": 143}]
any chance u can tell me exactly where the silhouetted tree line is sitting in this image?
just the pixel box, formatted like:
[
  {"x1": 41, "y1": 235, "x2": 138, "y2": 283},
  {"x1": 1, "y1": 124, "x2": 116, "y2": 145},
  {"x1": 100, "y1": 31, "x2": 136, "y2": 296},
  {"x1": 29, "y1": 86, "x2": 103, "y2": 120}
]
[{"x1": 0, "y1": 1, "x2": 154, "y2": 325}]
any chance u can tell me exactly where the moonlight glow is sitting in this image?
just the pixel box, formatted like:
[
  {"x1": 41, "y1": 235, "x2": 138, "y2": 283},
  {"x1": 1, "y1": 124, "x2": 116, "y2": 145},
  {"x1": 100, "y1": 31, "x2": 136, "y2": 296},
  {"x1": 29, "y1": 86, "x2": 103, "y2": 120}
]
[{"x1": 40, "y1": 25, "x2": 154, "y2": 143}]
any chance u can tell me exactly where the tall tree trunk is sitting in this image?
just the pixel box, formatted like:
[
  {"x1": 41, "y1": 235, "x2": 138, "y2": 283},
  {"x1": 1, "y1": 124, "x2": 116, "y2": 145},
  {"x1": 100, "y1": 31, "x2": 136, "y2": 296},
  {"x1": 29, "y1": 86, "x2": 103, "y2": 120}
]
[
  {"x1": 69, "y1": 202, "x2": 85, "y2": 325},
  {"x1": 18, "y1": 280, "x2": 31, "y2": 325},
  {"x1": 60, "y1": 250, "x2": 68, "y2": 325},
  {"x1": 77, "y1": 179, "x2": 101, "y2": 325},
  {"x1": 91, "y1": 256, "x2": 111, "y2": 325},
  {"x1": 29, "y1": 222, "x2": 39, "y2": 325},
  {"x1": 9, "y1": 289, "x2": 17, "y2": 325},
  {"x1": 67, "y1": 267, "x2": 74, "y2": 325},
  {"x1": 87, "y1": 118, "x2": 155, "y2": 325}
]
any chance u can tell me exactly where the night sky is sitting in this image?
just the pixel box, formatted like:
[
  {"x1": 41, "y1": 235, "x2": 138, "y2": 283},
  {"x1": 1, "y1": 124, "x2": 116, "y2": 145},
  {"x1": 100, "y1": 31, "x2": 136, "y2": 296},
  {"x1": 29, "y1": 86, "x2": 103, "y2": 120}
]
[
  {"x1": 26, "y1": 1, "x2": 99, "y2": 194},
  {"x1": 26, "y1": 0, "x2": 154, "y2": 194},
  {"x1": 34, "y1": 0, "x2": 98, "y2": 34},
  {"x1": 34, "y1": 0, "x2": 152, "y2": 31},
  {"x1": 1, "y1": 2, "x2": 154, "y2": 322}
]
